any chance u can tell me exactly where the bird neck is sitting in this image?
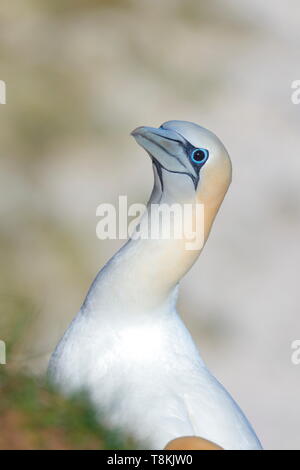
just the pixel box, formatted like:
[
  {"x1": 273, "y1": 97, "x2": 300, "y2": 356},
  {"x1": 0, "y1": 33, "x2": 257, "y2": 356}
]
[{"x1": 86, "y1": 172, "x2": 225, "y2": 318}]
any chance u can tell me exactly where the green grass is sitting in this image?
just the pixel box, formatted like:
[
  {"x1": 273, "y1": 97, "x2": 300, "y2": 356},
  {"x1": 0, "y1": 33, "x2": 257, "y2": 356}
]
[{"x1": 0, "y1": 367, "x2": 135, "y2": 450}]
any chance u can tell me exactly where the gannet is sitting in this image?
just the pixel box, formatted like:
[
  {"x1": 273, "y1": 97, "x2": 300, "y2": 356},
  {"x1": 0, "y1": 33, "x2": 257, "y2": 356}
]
[{"x1": 48, "y1": 120, "x2": 262, "y2": 450}]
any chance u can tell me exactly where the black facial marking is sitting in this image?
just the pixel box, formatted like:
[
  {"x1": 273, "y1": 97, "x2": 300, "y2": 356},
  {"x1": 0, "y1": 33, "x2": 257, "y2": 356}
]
[
  {"x1": 152, "y1": 157, "x2": 164, "y2": 192},
  {"x1": 176, "y1": 139, "x2": 208, "y2": 188},
  {"x1": 152, "y1": 126, "x2": 209, "y2": 190}
]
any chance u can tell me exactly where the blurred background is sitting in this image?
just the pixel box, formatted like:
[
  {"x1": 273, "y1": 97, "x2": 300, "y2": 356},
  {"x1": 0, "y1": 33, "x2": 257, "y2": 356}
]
[{"x1": 0, "y1": 0, "x2": 299, "y2": 450}]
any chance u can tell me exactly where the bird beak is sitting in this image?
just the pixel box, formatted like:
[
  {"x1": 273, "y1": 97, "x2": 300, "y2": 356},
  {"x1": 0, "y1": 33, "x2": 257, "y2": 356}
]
[
  {"x1": 131, "y1": 125, "x2": 183, "y2": 143},
  {"x1": 131, "y1": 126, "x2": 184, "y2": 158},
  {"x1": 131, "y1": 126, "x2": 197, "y2": 180}
]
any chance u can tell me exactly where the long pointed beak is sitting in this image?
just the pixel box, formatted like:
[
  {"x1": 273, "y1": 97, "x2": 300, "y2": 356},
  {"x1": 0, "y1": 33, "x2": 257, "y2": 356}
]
[
  {"x1": 131, "y1": 125, "x2": 185, "y2": 161},
  {"x1": 131, "y1": 125, "x2": 197, "y2": 181},
  {"x1": 131, "y1": 126, "x2": 183, "y2": 144}
]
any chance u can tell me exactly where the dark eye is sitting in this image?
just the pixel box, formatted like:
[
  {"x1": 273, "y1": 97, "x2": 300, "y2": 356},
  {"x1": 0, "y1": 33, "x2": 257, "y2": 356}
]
[{"x1": 191, "y1": 148, "x2": 209, "y2": 164}]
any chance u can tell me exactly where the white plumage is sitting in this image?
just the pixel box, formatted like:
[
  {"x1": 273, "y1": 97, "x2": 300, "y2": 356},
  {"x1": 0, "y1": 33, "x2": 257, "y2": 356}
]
[{"x1": 49, "y1": 120, "x2": 262, "y2": 450}]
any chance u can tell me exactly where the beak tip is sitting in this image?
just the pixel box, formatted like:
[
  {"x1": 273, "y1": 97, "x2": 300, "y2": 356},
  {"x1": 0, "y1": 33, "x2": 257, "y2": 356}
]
[{"x1": 131, "y1": 126, "x2": 145, "y2": 138}]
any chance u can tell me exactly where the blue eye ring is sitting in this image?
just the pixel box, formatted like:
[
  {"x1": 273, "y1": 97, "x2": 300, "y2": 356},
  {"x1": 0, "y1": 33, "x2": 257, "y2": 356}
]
[{"x1": 191, "y1": 148, "x2": 209, "y2": 165}]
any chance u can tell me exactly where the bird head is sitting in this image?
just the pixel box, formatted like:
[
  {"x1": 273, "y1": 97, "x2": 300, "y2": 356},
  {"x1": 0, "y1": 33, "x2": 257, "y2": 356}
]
[{"x1": 131, "y1": 120, "x2": 232, "y2": 208}]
